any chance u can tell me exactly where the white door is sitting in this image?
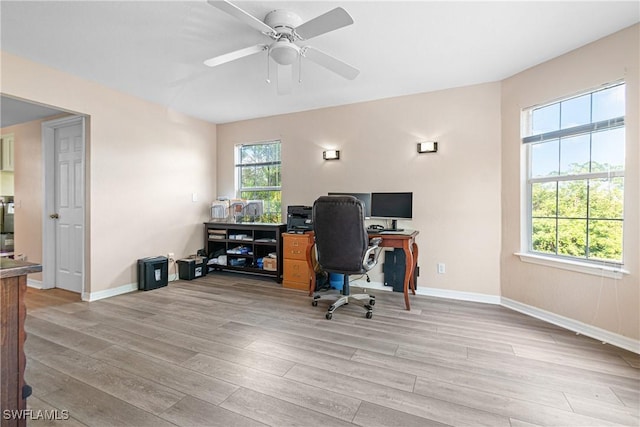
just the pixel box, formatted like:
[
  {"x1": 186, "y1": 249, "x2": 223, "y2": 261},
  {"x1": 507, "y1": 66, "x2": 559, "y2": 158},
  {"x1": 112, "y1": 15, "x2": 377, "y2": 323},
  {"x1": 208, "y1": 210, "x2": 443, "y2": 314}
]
[{"x1": 53, "y1": 122, "x2": 84, "y2": 293}]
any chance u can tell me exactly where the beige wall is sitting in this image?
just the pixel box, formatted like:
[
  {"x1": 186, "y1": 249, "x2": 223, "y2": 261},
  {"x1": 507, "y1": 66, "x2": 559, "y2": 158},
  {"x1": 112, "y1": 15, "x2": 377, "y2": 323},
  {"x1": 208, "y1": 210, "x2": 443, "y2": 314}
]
[
  {"x1": 1, "y1": 51, "x2": 217, "y2": 294},
  {"x1": 501, "y1": 24, "x2": 639, "y2": 340},
  {"x1": 218, "y1": 83, "x2": 503, "y2": 297}
]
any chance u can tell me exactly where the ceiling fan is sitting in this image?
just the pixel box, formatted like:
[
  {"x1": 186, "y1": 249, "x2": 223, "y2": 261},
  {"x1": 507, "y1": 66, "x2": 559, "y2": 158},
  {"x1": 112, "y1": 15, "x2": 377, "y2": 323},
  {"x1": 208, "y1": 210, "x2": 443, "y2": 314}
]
[{"x1": 204, "y1": 0, "x2": 360, "y2": 94}]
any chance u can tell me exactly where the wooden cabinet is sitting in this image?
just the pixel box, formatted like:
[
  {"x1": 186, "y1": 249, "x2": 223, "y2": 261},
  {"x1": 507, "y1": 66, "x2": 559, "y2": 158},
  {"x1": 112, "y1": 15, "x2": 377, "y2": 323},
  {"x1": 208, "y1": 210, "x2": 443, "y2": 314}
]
[
  {"x1": 1, "y1": 135, "x2": 14, "y2": 171},
  {"x1": 1, "y1": 259, "x2": 42, "y2": 427},
  {"x1": 282, "y1": 232, "x2": 314, "y2": 291},
  {"x1": 204, "y1": 222, "x2": 286, "y2": 282}
]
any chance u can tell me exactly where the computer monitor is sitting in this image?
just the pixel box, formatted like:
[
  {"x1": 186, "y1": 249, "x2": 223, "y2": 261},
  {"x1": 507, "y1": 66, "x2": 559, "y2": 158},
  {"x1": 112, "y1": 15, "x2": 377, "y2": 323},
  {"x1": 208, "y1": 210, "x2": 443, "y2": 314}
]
[
  {"x1": 327, "y1": 192, "x2": 371, "y2": 219},
  {"x1": 370, "y1": 192, "x2": 413, "y2": 231}
]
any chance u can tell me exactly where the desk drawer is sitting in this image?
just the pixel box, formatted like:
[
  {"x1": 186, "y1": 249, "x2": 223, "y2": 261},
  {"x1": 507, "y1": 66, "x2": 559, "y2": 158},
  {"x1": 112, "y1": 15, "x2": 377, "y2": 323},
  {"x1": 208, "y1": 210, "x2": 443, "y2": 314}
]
[
  {"x1": 283, "y1": 259, "x2": 311, "y2": 289},
  {"x1": 283, "y1": 280, "x2": 309, "y2": 291},
  {"x1": 283, "y1": 234, "x2": 310, "y2": 260}
]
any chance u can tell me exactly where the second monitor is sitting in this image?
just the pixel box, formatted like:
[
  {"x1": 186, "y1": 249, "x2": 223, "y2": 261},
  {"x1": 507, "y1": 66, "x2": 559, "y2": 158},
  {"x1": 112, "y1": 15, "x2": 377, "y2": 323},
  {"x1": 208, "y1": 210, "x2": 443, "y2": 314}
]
[{"x1": 370, "y1": 192, "x2": 413, "y2": 231}]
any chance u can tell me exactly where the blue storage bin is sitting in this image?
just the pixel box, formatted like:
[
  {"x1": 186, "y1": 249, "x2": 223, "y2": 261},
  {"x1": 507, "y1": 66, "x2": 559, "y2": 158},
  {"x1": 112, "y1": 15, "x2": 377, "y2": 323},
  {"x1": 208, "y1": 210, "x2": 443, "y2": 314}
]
[{"x1": 329, "y1": 273, "x2": 344, "y2": 291}]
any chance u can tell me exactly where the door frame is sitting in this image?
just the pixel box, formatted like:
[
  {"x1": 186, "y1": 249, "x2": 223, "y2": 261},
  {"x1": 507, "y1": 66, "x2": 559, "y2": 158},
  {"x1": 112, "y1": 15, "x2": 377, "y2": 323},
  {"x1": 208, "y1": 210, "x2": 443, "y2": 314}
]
[{"x1": 42, "y1": 115, "x2": 87, "y2": 295}]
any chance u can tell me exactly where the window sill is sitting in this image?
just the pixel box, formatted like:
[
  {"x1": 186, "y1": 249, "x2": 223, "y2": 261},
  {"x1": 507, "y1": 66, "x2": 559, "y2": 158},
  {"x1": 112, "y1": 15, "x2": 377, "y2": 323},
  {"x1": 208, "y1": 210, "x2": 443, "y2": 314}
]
[{"x1": 514, "y1": 252, "x2": 629, "y2": 279}]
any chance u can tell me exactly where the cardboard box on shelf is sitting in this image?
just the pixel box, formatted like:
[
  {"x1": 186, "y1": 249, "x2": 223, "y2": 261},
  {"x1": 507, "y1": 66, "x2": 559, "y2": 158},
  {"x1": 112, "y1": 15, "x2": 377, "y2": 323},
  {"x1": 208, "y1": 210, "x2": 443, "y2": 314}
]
[{"x1": 263, "y1": 257, "x2": 277, "y2": 271}]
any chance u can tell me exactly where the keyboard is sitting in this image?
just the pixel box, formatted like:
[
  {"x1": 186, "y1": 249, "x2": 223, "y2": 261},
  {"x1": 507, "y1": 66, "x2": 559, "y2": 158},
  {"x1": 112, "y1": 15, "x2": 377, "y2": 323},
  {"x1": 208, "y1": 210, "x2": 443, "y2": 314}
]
[{"x1": 367, "y1": 228, "x2": 404, "y2": 234}]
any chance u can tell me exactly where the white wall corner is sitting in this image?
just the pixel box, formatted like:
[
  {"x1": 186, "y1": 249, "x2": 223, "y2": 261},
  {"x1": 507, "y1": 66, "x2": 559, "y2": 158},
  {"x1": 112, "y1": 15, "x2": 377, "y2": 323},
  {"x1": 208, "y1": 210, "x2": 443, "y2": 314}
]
[{"x1": 501, "y1": 297, "x2": 640, "y2": 355}]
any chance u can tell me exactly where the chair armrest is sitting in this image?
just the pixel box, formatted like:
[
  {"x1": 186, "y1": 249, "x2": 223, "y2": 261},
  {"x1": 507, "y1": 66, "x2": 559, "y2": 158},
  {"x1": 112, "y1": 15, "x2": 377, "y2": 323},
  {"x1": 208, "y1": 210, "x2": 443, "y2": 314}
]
[{"x1": 363, "y1": 237, "x2": 383, "y2": 271}]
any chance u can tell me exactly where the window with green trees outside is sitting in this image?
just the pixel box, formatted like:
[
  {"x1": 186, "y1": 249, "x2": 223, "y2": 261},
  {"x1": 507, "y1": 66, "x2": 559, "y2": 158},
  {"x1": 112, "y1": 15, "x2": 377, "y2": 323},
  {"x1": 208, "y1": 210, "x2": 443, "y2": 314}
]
[
  {"x1": 236, "y1": 141, "x2": 282, "y2": 223},
  {"x1": 522, "y1": 83, "x2": 625, "y2": 263}
]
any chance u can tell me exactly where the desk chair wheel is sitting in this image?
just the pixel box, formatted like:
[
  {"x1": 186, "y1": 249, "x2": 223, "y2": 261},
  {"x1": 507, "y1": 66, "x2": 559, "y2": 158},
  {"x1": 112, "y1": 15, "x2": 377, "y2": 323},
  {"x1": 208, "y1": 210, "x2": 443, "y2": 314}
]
[
  {"x1": 326, "y1": 312, "x2": 333, "y2": 320},
  {"x1": 369, "y1": 298, "x2": 376, "y2": 306},
  {"x1": 312, "y1": 300, "x2": 318, "y2": 306},
  {"x1": 365, "y1": 311, "x2": 373, "y2": 319}
]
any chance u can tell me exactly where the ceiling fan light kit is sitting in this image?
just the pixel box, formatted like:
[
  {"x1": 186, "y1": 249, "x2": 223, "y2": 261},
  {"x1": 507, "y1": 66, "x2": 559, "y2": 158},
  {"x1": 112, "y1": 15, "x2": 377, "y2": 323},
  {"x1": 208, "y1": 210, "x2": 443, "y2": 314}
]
[
  {"x1": 205, "y1": 0, "x2": 359, "y2": 94},
  {"x1": 270, "y1": 39, "x2": 300, "y2": 66}
]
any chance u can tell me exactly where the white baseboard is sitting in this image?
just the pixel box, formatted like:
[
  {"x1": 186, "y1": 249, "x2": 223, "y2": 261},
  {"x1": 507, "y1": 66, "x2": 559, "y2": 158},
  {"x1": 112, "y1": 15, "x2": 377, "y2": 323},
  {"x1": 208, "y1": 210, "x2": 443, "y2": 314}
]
[
  {"x1": 501, "y1": 297, "x2": 640, "y2": 354},
  {"x1": 352, "y1": 280, "x2": 501, "y2": 305},
  {"x1": 415, "y1": 286, "x2": 501, "y2": 305},
  {"x1": 82, "y1": 282, "x2": 138, "y2": 302},
  {"x1": 27, "y1": 278, "x2": 43, "y2": 289},
  {"x1": 66, "y1": 274, "x2": 640, "y2": 354},
  {"x1": 354, "y1": 280, "x2": 637, "y2": 353}
]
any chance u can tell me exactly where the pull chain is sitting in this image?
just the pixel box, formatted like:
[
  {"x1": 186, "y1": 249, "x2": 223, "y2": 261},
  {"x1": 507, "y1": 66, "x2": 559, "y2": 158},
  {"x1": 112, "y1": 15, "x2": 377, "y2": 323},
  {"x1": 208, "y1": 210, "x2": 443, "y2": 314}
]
[{"x1": 266, "y1": 47, "x2": 271, "y2": 84}]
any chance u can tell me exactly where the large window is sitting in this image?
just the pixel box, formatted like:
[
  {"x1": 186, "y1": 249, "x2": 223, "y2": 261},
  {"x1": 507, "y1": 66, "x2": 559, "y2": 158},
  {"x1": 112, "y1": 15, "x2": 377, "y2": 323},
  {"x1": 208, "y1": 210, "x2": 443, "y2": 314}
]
[
  {"x1": 235, "y1": 141, "x2": 281, "y2": 222},
  {"x1": 522, "y1": 83, "x2": 625, "y2": 264}
]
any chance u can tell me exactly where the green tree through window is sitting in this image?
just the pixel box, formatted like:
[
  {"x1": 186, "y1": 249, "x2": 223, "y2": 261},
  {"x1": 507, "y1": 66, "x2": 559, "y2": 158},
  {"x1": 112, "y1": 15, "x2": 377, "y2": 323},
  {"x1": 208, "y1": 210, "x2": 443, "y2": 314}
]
[
  {"x1": 524, "y1": 83, "x2": 625, "y2": 263},
  {"x1": 236, "y1": 141, "x2": 281, "y2": 222}
]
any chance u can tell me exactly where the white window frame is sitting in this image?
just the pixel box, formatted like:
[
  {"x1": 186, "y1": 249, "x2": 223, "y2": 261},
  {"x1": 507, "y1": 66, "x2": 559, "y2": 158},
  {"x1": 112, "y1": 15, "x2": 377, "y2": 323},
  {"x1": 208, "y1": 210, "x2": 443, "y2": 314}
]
[
  {"x1": 234, "y1": 140, "x2": 281, "y2": 221},
  {"x1": 517, "y1": 83, "x2": 629, "y2": 279}
]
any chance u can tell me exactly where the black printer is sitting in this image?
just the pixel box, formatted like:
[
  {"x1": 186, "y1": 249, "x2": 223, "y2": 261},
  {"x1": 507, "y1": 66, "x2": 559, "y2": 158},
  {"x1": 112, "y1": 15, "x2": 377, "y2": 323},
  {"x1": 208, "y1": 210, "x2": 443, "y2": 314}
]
[{"x1": 286, "y1": 205, "x2": 313, "y2": 232}]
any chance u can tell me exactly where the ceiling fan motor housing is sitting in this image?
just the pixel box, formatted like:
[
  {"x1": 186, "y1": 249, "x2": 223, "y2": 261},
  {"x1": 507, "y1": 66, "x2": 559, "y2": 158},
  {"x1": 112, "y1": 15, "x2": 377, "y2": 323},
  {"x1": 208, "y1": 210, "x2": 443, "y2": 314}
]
[
  {"x1": 264, "y1": 9, "x2": 303, "y2": 36},
  {"x1": 265, "y1": 10, "x2": 303, "y2": 65}
]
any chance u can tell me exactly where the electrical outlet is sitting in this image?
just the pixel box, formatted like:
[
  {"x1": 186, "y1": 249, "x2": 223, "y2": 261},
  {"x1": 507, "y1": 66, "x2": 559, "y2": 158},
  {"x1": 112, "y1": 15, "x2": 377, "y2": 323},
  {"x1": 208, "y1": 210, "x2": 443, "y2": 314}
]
[
  {"x1": 437, "y1": 263, "x2": 446, "y2": 274},
  {"x1": 168, "y1": 252, "x2": 175, "y2": 260}
]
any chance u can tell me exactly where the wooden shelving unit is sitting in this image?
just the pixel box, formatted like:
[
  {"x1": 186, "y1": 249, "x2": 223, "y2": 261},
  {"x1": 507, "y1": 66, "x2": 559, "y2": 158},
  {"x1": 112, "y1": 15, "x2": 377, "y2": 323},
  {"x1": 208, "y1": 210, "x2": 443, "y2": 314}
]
[{"x1": 203, "y1": 222, "x2": 286, "y2": 283}]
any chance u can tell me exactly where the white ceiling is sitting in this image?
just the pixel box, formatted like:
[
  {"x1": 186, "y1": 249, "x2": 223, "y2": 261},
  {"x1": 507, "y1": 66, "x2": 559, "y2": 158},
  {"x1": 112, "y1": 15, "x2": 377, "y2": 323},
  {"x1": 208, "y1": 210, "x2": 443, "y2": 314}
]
[
  {"x1": 1, "y1": 1, "x2": 638, "y2": 124},
  {"x1": 0, "y1": 96, "x2": 65, "y2": 128}
]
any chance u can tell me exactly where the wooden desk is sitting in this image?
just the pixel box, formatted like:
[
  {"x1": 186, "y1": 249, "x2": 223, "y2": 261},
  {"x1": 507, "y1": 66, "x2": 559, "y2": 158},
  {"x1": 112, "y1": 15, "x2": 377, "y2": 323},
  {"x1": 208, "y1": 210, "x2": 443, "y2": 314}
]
[
  {"x1": 373, "y1": 230, "x2": 419, "y2": 310},
  {"x1": 1, "y1": 259, "x2": 42, "y2": 427},
  {"x1": 306, "y1": 230, "x2": 419, "y2": 310}
]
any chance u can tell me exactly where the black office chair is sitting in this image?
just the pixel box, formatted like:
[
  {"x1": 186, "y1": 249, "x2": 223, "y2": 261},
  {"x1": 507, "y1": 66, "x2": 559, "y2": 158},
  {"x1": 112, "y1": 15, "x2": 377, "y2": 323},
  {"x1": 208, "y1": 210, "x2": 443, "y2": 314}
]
[{"x1": 311, "y1": 195, "x2": 382, "y2": 319}]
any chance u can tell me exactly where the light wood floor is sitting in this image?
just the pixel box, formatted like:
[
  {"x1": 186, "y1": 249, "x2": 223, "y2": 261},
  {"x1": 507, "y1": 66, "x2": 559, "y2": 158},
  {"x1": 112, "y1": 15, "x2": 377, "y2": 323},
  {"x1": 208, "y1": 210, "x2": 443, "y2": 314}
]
[{"x1": 23, "y1": 274, "x2": 639, "y2": 426}]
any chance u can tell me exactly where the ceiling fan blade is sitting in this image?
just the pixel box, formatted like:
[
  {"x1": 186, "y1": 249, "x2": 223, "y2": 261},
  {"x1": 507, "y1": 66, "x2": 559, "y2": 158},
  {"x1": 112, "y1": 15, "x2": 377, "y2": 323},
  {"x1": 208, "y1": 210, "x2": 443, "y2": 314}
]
[
  {"x1": 302, "y1": 46, "x2": 360, "y2": 80},
  {"x1": 277, "y1": 64, "x2": 293, "y2": 95},
  {"x1": 294, "y1": 7, "x2": 354, "y2": 40},
  {"x1": 204, "y1": 44, "x2": 267, "y2": 67},
  {"x1": 207, "y1": 0, "x2": 275, "y2": 35}
]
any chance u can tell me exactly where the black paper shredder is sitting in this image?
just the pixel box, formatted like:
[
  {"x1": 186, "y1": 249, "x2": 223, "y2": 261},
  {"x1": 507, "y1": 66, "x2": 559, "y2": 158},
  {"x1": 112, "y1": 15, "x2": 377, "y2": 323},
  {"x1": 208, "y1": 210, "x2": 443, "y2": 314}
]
[{"x1": 137, "y1": 256, "x2": 168, "y2": 291}]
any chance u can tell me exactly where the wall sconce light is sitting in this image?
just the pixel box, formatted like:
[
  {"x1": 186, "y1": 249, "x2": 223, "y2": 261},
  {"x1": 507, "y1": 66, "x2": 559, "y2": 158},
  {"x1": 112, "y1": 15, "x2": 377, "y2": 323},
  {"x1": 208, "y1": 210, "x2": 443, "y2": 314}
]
[
  {"x1": 323, "y1": 149, "x2": 340, "y2": 160},
  {"x1": 417, "y1": 141, "x2": 438, "y2": 153}
]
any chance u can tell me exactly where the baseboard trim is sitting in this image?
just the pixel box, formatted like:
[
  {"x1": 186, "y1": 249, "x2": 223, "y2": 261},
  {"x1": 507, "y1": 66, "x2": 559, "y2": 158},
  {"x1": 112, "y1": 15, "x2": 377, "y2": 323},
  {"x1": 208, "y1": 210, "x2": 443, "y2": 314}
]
[
  {"x1": 415, "y1": 286, "x2": 501, "y2": 305},
  {"x1": 69, "y1": 276, "x2": 639, "y2": 354},
  {"x1": 27, "y1": 278, "x2": 43, "y2": 289},
  {"x1": 357, "y1": 280, "x2": 637, "y2": 353},
  {"x1": 82, "y1": 282, "x2": 138, "y2": 302},
  {"x1": 352, "y1": 280, "x2": 501, "y2": 305},
  {"x1": 501, "y1": 297, "x2": 639, "y2": 354}
]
